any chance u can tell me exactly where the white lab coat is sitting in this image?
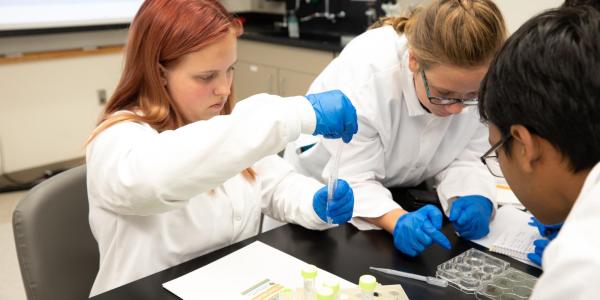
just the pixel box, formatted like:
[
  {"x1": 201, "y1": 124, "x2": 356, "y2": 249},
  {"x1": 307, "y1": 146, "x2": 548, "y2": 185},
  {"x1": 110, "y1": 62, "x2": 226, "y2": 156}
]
[
  {"x1": 531, "y1": 161, "x2": 600, "y2": 299},
  {"x1": 285, "y1": 26, "x2": 495, "y2": 230},
  {"x1": 86, "y1": 94, "x2": 331, "y2": 296}
]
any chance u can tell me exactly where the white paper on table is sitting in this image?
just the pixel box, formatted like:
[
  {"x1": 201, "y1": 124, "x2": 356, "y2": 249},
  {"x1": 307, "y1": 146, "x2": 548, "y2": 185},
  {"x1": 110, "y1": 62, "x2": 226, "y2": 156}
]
[
  {"x1": 496, "y1": 183, "x2": 525, "y2": 210},
  {"x1": 163, "y1": 241, "x2": 356, "y2": 299},
  {"x1": 471, "y1": 206, "x2": 541, "y2": 268}
]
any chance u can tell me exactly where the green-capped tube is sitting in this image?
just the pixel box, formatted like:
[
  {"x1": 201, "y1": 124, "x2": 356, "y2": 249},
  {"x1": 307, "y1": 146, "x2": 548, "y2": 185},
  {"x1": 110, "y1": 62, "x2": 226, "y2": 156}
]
[
  {"x1": 359, "y1": 274, "x2": 377, "y2": 300},
  {"x1": 316, "y1": 286, "x2": 334, "y2": 300},
  {"x1": 301, "y1": 265, "x2": 318, "y2": 299},
  {"x1": 323, "y1": 278, "x2": 340, "y2": 300},
  {"x1": 301, "y1": 264, "x2": 318, "y2": 279},
  {"x1": 278, "y1": 287, "x2": 293, "y2": 300}
]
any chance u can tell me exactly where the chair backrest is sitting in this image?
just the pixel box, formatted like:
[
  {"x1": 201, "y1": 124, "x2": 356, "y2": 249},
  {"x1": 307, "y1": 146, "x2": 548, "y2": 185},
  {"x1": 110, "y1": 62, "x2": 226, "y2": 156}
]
[{"x1": 13, "y1": 165, "x2": 99, "y2": 300}]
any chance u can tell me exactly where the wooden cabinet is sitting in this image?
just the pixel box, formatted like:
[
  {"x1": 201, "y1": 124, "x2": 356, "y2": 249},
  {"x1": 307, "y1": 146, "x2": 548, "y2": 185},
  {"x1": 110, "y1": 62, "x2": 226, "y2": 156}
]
[{"x1": 234, "y1": 39, "x2": 336, "y2": 100}]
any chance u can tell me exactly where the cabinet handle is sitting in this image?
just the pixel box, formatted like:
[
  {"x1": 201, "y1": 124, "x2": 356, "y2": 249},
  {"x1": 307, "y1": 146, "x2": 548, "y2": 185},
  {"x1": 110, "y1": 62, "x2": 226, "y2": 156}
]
[
  {"x1": 280, "y1": 77, "x2": 286, "y2": 96},
  {"x1": 268, "y1": 74, "x2": 274, "y2": 94}
]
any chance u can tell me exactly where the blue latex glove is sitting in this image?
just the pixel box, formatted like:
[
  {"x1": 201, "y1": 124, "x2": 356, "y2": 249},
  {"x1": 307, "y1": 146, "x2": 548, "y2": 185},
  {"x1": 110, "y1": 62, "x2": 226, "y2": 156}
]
[
  {"x1": 527, "y1": 239, "x2": 550, "y2": 267},
  {"x1": 393, "y1": 205, "x2": 452, "y2": 257},
  {"x1": 449, "y1": 195, "x2": 493, "y2": 240},
  {"x1": 313, "y1": 179, "x2": 354, "y2": 224},
  {"x1": 305, "y1": 90, "x2": 358, "y2": 143},
  {"x1": 528, "y1": 216, "x2": 562, "y2": 240},
  {"x1": 526, "y1": 217, "x2": 562, "y2": 266}
]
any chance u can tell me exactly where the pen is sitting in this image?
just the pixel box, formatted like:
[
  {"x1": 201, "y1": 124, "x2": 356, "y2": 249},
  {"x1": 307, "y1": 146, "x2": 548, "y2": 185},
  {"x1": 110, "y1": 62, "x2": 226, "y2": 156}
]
[{"x1": 369, "y1": 267, "x2": 448, "y2": 288}]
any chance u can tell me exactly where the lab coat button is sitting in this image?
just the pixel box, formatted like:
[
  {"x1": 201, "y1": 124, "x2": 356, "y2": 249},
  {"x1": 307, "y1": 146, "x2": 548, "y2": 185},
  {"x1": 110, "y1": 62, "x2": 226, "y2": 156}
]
[{"x1": 235, "y1": 215, "x2": 242, "y2": 222}]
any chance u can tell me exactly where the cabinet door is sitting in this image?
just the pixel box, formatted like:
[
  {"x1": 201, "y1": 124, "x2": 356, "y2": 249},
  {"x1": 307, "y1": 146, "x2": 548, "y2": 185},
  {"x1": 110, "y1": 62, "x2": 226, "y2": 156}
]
[
  {"x1": 233, "y1": 61, "x2": 278, "y2": 100},
  {"x1": 278, "y1": 69, "x2": 318, "y2": 97},
  {"x1": 0, "y1": 52, "x2": 121, "y2": 172}
]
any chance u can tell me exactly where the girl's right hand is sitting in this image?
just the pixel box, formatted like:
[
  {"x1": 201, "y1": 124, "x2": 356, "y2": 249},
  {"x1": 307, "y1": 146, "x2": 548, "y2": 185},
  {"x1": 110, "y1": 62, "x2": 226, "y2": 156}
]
[{"x1": 305, "y1": 90, "x2": 358, "y2": 143}]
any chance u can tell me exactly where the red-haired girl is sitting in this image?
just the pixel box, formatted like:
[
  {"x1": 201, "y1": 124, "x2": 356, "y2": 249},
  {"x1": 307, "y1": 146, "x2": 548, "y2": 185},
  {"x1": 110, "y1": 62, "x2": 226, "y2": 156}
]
[{"x1": 86, "y1": 0, "x2": 357, "y2": 295}]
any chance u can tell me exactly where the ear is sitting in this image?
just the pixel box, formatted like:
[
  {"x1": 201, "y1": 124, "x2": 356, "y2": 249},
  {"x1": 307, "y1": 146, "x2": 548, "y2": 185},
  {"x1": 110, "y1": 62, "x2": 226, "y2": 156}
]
[
  {"x1": 509, "y1": 125, "x2": 542, "y2": 174},
  {"x1": 408, "y1": 49, "x2": 419, "y2": 73},
  {"x1": 158, "y1": 64, "x2": 168, "y2": 86}
]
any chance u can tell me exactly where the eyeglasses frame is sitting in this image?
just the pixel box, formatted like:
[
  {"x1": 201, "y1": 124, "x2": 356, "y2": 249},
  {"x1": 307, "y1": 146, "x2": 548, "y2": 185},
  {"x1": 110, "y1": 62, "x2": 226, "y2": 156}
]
[{"x1": 420, "y1": 69, "x2": 479, "y2": 106}]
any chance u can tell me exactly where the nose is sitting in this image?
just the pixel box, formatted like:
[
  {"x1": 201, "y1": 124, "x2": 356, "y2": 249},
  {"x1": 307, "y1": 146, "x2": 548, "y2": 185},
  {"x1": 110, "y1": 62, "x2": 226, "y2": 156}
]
[
  {"x1": 214, "y1": 74, "x2": 232, "y2": 97},
  {"x1": 445, "y1": 103, "x2": 465, "y2": 114}
]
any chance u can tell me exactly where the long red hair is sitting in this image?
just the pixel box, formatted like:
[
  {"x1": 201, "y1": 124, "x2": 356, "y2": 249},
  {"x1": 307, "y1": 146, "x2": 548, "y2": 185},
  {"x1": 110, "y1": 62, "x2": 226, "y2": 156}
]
[{"x1": 88, "y1": 0, "x2": 254, "y2": 179}]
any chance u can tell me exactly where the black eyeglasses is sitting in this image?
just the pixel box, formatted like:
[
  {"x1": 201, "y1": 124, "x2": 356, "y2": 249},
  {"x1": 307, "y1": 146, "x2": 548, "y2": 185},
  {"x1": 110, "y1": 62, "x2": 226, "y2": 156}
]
[
  {"x1": 480, "y1": 135, "x2": 512, "y2": 178},
  {"x1": 420, "y1": 70, "x2": 478, "y2": 106}
]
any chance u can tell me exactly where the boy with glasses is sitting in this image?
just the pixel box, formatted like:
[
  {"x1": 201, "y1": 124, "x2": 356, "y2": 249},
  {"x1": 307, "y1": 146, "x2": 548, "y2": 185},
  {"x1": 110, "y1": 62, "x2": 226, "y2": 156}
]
[{"x1": 478, "y1": 6, "x2": 600, "y2": 299}]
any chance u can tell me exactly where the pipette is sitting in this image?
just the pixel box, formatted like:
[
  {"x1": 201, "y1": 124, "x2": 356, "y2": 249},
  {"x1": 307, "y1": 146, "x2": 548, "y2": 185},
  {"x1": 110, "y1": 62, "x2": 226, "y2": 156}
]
[
  {"x1": 326, "y1": 141, "x2": 344, "y2": 224},
  {"x1": 369, "y1": 267, "x2": 448, "y2": 288}
]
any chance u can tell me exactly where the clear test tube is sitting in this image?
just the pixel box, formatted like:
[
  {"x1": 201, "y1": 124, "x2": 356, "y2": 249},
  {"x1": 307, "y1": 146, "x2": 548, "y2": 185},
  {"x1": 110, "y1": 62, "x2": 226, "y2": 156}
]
[
  {"x1": 323, "y1": 278, "x2": 340, "y2": 300},
  {"x1": 301, "y1": 264, "x2": 318, "y2": 299},
  {"x1": 316, "y1": 286, "x2": 335, "y2": 300},
  {"x1": 326, "y1": 142, "x2": 344, "y2": 224},
  {"x1": 278, "y1": 287, "x2": 293, "y2": 300},
  {"x1": 359, "y1": 274, "x2": 377, "y2": 300}
]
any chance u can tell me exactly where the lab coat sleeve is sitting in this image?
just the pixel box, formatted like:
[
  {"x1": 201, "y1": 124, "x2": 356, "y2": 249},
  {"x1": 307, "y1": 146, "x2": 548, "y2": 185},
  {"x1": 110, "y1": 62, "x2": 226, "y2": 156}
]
[
  {"x1": 529, "y1": 177, "x2": 600, "y2": 300},
  {"x1": 86, "y1": 94, "x2": 316, "y2": 216},
  {"x1": 434, "y1": 121, "x2": 497, "y2": 215},
  {"x1": 531, "y1": 248, "x2": 600, "y2": 300},
  {"x1": 253, "y1": 155, "x2": 331, "y2": 230}
]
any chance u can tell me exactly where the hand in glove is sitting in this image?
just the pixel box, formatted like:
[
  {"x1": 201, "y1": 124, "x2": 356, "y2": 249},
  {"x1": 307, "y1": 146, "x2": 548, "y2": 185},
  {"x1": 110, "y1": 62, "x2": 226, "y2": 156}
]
[
  {"x1": 305, "y1": 90, "x2": 358, "y2": 143},
  {"x1": 313, "y1": 179, "x2": 354, "y2": 224},
  {"x1": 527, "y1": 239, "x2": 550, "y2": 266},
  {"x1": 526, "y1": 217, "x2": 562, "y2": 266},
  {"x1": 393, "y1": 205, "x2": 452, "y2": 256},
  {"x1": 449, "y1": 195, "x2": 493, "y2": 240}
]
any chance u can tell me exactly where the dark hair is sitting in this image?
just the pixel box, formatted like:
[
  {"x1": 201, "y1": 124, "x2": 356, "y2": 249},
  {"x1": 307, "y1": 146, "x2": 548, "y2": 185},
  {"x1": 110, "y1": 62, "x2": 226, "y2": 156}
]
[
  {"x1": 478, "y1": 6, "x2": 600, "y2": 172},
  {"x1": 562, "y1": 0, "x2": 600, "y2": 10}
]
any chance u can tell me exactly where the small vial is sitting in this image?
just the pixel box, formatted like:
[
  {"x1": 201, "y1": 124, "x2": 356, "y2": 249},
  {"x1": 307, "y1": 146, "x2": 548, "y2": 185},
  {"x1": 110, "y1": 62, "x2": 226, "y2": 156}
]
[
  {"x1": 301, "y1": 264, "x2": 318, "y2": 299},
  {"x1": 278, "y1": 287, "x2": 293, "y2": 300},
  {"x1": 287, "y1": 10, "x2": 300, "y2": 39},
  {"x1": 359, "y1": 275, "x2": 377, "y2": 300},
  {"x1": 323, "y1": 278, "x2": 340, "y2": 300},
  {"x1": 316, "y1": 286, "x2": 335, "y2": 300}
]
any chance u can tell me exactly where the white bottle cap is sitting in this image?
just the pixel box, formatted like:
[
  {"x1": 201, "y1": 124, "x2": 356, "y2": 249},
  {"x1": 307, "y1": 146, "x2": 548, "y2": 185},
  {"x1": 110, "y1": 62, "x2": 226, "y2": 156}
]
[
  {"x1": 359, "y1": 274, "x2": 377, "y2": 291},
  {"x1": 316, "y1": 286, "x2": 334, "y2": 300},
  {"x1": 323, "y1": 278, "x2": 340, "y2": 294},
  {"x1": 301, "y1": 264, "x2": 318, "y2": 279}
]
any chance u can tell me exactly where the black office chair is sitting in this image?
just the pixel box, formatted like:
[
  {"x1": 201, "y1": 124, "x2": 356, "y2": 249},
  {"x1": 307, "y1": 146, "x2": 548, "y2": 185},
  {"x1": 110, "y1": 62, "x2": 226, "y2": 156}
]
[{"x1": 12, "y1": 165, "x2": 99, "y2": 300}]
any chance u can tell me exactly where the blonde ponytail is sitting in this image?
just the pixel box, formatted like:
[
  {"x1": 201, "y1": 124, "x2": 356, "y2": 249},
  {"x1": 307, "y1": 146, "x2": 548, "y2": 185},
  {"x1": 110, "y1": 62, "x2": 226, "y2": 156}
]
[{"x1": 371, "y1": 0, "x2": 507, "y2": 68}]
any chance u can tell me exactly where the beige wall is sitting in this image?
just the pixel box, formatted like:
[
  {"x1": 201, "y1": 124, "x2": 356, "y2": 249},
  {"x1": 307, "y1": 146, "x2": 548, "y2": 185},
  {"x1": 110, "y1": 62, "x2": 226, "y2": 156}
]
[
  {"x1": 386, "y1": 0, "x2": 564, "y2": 34},
  {"x1": 494, "y1": 0, "x2": 564, "y2": 33}
]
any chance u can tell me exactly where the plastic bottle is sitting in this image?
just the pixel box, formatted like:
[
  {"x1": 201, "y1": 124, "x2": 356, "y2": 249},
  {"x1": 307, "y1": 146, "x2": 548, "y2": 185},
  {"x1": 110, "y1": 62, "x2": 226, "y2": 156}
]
[
  {"x1": 316, "y1": 286, "x2": 335, "y2": 300},
  {"x1": 359, "y1": 274, "x2": 377, "y2": 300},
  {"x1": 301, "y1": 264, "x2": 318, "y2": 299},
  {"x1": 323, "y1": 278, "x2": 340, "y2": 300},
  {"x1": 287, "y1": 10, "x2": 300, "y2": 39},
  {"x1": 278, "y1": 287, "x2": 293, "y2": 300}
]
